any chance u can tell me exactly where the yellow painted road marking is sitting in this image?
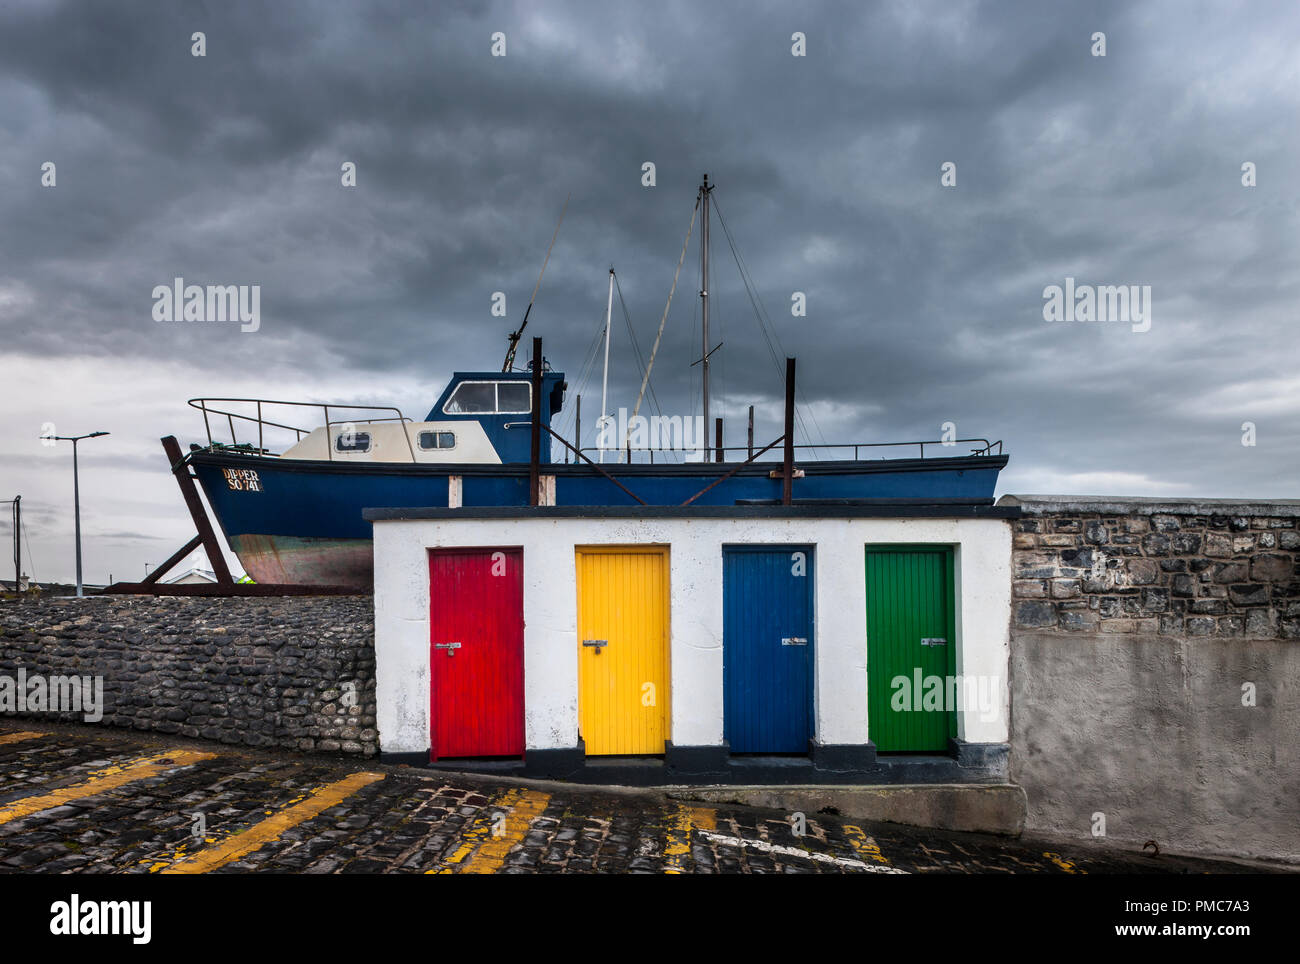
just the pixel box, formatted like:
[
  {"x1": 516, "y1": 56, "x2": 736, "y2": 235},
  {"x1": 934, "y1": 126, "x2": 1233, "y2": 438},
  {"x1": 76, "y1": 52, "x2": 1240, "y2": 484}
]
[
  {"x1": 433, "y1": 790, "x2": 515, "y2": 874},
  {"x1": 0, "y1": 731, "x2": 47, "y2": 746},
  {"x1": 1043, "y1": 851, "x2": 1086, "y2": 874},
  {"x1": 0, "y1": 750, "x2": 215, "y2": 826},
  {"x1": 460, "y1": 789, "x2": 551, "y2": 874},
  {"x1": 432, "y1": 788, "x2": 551, "y2": 874},
  {"x1": 143, "y1": 787, "x2": 318, "y2": 873},
  {"x1": 161, "y1": 771, "x2": 385, "y2": 874},
  {"x1": 663, "y1": 805, "x2": 716, "y2": 873},
  {"x1": 844, "y1": 824, "x2": 893, "y2": 865}
]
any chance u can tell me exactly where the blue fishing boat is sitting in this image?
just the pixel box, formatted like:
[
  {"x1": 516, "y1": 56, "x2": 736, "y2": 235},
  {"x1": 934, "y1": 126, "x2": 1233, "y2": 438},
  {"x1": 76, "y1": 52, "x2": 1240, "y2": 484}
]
[{"x1": 179, "y1": 177, "x2": 1008, "y2": 588}]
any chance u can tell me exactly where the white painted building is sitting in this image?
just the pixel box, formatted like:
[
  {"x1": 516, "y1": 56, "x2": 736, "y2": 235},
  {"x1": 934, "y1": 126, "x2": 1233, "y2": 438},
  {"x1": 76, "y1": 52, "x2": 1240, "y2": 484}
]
[{"x1": 365, "y1": 505, "x2": 1016, "y2": 784}]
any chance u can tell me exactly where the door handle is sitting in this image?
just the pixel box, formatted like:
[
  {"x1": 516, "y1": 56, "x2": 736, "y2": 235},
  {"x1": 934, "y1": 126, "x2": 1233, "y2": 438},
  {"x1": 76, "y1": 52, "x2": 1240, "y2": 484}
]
[
  {"x1": 920, "y1": 637, "x2": 947, "y2": 647},
  {"x1": 781, "y1": 637, "x2": 808, "y2": 646},
  {"x1": 583, "y1": 639, "x2": 608, "y2": 653},
  {"x1": 434, "y1": 642, "x2": 462, "y2": 656}
]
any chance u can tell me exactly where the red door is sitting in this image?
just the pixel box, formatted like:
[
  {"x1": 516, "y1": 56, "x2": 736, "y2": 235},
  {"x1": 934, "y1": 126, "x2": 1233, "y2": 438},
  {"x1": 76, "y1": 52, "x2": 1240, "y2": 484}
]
[{"x1": 428, "y1": 548, "x2": 524, "y2": 759}]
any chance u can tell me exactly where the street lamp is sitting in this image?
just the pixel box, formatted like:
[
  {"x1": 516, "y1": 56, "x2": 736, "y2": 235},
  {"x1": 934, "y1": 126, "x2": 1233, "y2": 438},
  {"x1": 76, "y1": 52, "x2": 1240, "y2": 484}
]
[{"x1": 50, "y1": 431, "x2": 109, "y2": 597}]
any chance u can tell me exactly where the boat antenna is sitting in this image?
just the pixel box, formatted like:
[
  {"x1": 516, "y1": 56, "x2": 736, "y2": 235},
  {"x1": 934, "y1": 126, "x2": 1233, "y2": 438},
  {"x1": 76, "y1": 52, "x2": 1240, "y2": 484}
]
[{"x1": 503, "y1": 193, "x2": 570, "y2": 372}]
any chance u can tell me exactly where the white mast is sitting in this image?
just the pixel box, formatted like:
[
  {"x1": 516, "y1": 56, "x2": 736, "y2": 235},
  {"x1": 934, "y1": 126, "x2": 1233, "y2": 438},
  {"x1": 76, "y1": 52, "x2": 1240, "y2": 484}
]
[{"x1": 598, "y1": 268, "x2": 615, "y2": 464}]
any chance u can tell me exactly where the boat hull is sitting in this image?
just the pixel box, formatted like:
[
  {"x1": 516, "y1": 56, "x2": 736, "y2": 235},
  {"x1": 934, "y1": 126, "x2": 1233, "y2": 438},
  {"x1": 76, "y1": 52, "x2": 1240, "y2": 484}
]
[
  {"x1": 229, "y1": 534, "x2": 374, "y2": 588},
  {"x1": 190, "y1": 451, "x2": 1008, "y2": 589}
]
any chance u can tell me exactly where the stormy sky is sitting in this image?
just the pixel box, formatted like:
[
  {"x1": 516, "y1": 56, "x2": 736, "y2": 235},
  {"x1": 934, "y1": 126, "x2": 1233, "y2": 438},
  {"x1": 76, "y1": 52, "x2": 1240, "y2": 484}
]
[{"x1": 1, "y1": 0, "x2": 1297, "y2": 584}]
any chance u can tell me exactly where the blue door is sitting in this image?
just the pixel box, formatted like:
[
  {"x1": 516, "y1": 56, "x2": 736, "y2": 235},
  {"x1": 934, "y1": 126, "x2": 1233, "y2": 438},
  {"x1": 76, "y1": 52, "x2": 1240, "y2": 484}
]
[{"x1": 723, "y1": 546, "x2": 815, "y2": 753}]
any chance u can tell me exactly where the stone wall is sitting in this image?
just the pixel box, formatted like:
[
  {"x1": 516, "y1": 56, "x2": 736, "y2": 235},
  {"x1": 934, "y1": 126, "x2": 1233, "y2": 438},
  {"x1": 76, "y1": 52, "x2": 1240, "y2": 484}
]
[
  {"x1": 1005, "y1": 496, "x2": 1300, "y2": 637},
  {"x1": 1000, "y1": 496, "x2": 1300, "y2": 863},
  {"x1": 0, "y1": 594, "x2": 377, "y2": 756}
]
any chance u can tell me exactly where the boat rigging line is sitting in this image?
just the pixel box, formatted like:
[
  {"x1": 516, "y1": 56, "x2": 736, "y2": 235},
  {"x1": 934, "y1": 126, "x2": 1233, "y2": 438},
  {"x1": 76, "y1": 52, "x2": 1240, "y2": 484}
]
[
  {"x1": 711, "y1": 191, "x2": 829, "y2": 457},
  {"x1": 613, "y1": 270, "x2": 678, "y2": 463},
  {"x1": 502, "y1": 193, "x2": 570, "y2": 373},
  {"x1": 614, "y1": 273, "x2": 665, "y2": 423},
  {"x1": 625, "y1": 192, "x2": 700, "y2": 452},
  {"x1": 542, "y1": 178, "x2": 829, "y2": 464},
  {"x1": 554, "y1": 298, "x2": 612, "y2": 452}
]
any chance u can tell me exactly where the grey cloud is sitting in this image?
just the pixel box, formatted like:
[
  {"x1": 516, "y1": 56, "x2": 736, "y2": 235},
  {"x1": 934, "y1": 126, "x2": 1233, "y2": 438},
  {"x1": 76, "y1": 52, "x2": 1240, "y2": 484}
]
[{"x1": 1, "y1": 0, "x2": 1297, "y2": 581}]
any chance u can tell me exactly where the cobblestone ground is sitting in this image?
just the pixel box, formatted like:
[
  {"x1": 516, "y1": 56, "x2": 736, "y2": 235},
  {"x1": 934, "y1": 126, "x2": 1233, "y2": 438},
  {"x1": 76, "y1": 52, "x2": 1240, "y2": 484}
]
[{"x1": 0, "y1": 723, "x2": 1269, "y2": 875}]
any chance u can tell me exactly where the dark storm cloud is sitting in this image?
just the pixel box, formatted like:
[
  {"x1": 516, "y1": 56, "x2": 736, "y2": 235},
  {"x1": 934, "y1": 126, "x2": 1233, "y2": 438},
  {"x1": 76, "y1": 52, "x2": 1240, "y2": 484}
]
[{"x1": 2, "y1": 0, "x2": 1299, "y2": 578}]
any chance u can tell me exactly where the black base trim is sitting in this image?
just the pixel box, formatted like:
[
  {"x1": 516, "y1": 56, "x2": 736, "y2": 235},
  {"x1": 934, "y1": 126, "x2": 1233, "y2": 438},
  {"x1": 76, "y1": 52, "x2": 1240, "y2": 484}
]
[
  {"x1": 394, "y1": 740, "x2": 1010, "y2": 786},
  {"x1": 523, "y1": 741, "x2": 586, "y2": 779},
  {"x1": 665, "y1": 741, "x2": 730, "y2": 772},
  {"x1": 948, "y1": 739, "x2": 1010, "y2": 771},
  {"x1": 811, "y1": 742, "x2": 878, "y2": 771}
]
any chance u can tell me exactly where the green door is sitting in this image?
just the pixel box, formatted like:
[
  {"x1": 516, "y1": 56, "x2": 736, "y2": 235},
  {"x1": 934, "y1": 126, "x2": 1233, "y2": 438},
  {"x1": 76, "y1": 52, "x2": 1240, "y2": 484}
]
[{"x1": 865, "y1": 547, "x2": 957, "y2": 752}]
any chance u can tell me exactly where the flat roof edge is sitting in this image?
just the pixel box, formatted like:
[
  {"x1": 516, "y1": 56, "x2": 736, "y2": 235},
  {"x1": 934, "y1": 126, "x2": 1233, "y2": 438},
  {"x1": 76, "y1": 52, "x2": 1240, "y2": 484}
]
[
  {"x1": 364, "y1": 504, "x2": 1021, "y2": 522},
  {"x1": 998, "y1": 494, "x2": 1300, "y2": 517}
]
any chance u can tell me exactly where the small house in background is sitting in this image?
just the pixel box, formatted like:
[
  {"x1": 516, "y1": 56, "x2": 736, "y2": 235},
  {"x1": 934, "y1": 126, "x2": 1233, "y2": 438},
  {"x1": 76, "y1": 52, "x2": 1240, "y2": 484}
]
[{"x1": 162, "y1": 566, "x2": 219, "y2": 586}]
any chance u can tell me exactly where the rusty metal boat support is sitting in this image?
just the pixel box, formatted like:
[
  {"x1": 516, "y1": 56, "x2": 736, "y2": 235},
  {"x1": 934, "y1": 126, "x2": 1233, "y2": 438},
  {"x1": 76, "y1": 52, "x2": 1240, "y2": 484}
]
[{"x1": 100, "y1": 435, "x2": 356, "y2": 596}]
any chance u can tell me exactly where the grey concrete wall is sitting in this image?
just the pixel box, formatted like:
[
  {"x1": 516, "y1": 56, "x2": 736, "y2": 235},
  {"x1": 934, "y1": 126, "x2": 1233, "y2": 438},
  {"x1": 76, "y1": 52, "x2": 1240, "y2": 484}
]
[{"x1": 1012, "y1": 631, "x2": 1300, "y2": 862}]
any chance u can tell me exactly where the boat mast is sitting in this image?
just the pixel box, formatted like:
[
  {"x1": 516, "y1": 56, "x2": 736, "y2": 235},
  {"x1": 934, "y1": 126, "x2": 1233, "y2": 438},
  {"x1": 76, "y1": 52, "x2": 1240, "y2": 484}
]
[
  {"x1": 699, "y1": 174, "x2": 714, "y2": 456},
  {"x1": 598, "y1": 268, "x2": 615, "y2": 464}
]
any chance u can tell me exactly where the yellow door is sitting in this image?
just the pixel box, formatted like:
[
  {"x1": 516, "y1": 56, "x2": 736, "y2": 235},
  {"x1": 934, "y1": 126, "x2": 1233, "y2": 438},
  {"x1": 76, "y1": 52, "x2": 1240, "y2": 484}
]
[{"x1": 576, "y1": 547, "x2": 670, "y2": 755}]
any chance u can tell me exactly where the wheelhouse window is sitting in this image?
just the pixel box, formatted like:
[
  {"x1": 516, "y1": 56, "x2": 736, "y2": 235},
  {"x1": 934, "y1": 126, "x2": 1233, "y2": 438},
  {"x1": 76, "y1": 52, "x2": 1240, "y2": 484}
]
[
  {"x1": 497, "y1": 382, "x2": 531, "y2": 413},
  {"x1": 335, "y1": 431, "x2": 371, "y2": 453},
  {"x1": 418, "y1": 431, "x2": 456, "y2": 450},
  {"x1": 443, "y1": 381, "x2": 532, "y2": 415},
  {"x1": 443, "y1": 382, "x2": 496, "y2": 414}
]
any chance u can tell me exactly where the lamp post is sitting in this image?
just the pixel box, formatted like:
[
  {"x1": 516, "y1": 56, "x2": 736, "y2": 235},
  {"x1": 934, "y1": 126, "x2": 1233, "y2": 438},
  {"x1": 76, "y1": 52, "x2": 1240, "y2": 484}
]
[
  {"x1": 51, "y1": 431, "x2": 109, "y2": 597},
  {"x1": 1, "y1": 496, "x2": 19, "y2": 592}
]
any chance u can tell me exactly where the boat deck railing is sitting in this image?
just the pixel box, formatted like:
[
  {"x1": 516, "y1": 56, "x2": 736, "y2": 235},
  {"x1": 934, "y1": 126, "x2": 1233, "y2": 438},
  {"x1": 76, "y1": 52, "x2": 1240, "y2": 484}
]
[
  {"x1": 189, "y1": 395, "x2": 1003, "y2": 470},
  {"x1": 187, "y1": 397, "x2": 416, "y2": 461},
  {"x1": 575, "y1": 437, "x2": 1003, "y2": 464}
]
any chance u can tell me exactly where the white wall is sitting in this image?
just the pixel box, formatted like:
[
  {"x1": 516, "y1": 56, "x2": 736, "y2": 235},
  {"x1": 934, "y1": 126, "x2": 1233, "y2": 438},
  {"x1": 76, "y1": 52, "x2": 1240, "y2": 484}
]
[
  {"x1": 372, "y1": 516, "x2": 1012, "y2": 755},
  {"x1": 283, "y1": 420, "x2": 500, "y2": 464}
]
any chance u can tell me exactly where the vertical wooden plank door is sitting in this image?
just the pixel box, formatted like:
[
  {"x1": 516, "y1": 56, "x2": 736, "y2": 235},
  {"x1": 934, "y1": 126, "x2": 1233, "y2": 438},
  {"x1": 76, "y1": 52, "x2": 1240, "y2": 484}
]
[
  {"x1": 428, "y1": 548, "x2": 524, "y2": 759},
  {"x1": 723, "y1": 546, "x2": 815, "y2": 753},
  {"x1": 575, "y1": 547, "x2": 670, "y2": 755},
  {"x1": 865, "y1": 546, "x2": 956, "y2": 752}
]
